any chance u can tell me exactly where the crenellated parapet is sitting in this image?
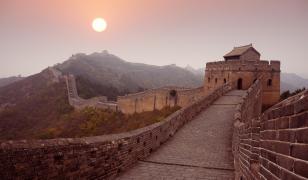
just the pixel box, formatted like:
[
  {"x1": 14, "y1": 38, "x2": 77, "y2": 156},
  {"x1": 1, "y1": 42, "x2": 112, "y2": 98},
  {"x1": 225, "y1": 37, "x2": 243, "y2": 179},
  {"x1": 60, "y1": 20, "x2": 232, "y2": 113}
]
[
  {"x1": 117, "y1": 86, "x2": 205, "y2": 114},
  {"x1": 206, "y1": 60, "x2": 280, "y2": 72}
]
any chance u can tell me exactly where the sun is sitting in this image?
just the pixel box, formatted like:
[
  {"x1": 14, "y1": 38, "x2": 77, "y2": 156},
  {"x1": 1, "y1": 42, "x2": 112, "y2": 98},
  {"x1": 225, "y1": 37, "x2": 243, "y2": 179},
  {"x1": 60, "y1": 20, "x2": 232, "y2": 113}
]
[{"x1": 92, "y1": 18, "x2": 107, "y2": 32}]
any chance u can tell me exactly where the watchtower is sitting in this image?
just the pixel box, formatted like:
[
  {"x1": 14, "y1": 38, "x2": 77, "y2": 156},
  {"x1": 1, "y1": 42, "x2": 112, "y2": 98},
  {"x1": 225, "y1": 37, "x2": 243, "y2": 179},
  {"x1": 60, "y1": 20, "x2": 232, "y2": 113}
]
[{"x1": 204, "y1": 44, "x2": 280, "y2": 108}]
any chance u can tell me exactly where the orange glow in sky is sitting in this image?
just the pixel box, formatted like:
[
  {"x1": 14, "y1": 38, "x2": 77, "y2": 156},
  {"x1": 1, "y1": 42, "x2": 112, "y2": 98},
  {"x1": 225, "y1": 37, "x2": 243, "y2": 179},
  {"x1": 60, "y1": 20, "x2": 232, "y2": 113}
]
[{"x1": 1, "y1": 0, "x2": 308, "y2": 77}]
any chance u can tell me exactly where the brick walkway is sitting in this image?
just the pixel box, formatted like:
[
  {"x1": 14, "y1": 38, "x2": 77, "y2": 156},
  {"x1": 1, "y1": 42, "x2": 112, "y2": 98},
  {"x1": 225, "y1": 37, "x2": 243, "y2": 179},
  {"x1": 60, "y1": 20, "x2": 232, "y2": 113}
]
[{"x1": 116, "y1": 90, "x2": 245, "y2": 180}]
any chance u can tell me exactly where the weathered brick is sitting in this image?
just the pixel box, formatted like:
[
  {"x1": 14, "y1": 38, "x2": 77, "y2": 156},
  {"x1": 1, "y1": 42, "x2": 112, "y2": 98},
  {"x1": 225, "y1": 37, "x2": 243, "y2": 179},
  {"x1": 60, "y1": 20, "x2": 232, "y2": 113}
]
[
  {"x1": 281, "y1": 104, "x2": 295, "y2": 117},
  {"x1": 268, "y1": 161, "x2": 281, "y2": 178},
  {"x1": 275, "y1": 117, "x2": 290, "y2": 129},
  {"x1": 281, "y1": 169, "x2": 307, "y2": 180},
  {"x1": 252, "y1": 120, "x2": 260, "y2": 128},
  {"x1": 291, "y1": 144, "x2": 308, "y2": 161},
  {"x1": 251, "y1": 146, "x2": 260, "y2": 154},
  {"x1": 260, "y1": 157, "x2": 269, "y2": 169},
  {"x1": 261, "y1": 149, "x2": 277, "y2": 163},
  {"x1": 264, "y1": 120, "x2": 276, "y2": 130},
  {"x1": 276, "y1": 153, "x2": 294, "y2": 171},
  {"x1": 277, "y1": 129, "x2": 295, "y2": 142},
  {"x1": 294, "y1": 160, "x2": 308, "y2": 178},
  {"x1": 273, "y1": 108, "x2": 282, "y2": 119},
  {"x1": 251, "y1": 133, "x2": 260, "y2": 141},
  {"x1": 251, "y1": 140, "x2": 259, "y2": 147},
  {"x1": 260, "y1": 130, "x2": 276, "y2": 140},
  {"x1": 290, "y1": 112, "x2": 308, "y2": 128},
  {"x1": 260, "y1": 174, "x2": 267, "y2": 180},
  {"x1": 274, "y1": 141, "x2": 291, "y2": 156},
  {"x1": 261, "y1": 140, "x2": 275, "y2": 152},
  {"x1": 295, "y1": 128, "x2": 308, "y2": 143},
  {"x1": 260, "y1": 165, "x2": 279, "y2": 180},
  {"x1": 294, "y1": 95, "x2": 308, "y2": 113},
  {"x1": 261, "y1": 113, "x2": 269, "y2": 122}
]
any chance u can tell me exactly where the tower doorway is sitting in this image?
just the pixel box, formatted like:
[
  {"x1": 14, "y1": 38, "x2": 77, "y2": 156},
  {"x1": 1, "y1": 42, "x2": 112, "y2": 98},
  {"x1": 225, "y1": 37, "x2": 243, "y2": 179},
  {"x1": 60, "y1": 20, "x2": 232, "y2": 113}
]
[{"x1": 237, "y1": 78, "x2": 243, "y2": 90}]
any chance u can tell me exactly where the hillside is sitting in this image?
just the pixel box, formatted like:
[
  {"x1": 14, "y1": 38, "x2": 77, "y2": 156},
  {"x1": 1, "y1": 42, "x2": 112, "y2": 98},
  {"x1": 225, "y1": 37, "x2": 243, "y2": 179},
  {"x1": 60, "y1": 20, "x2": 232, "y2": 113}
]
[
  {"x1": 280, "y1": 73, "x2": 308, "y2": 92},
  {"x1": 55, "y1": 51, "x2": 203, "y2": 100},
  {"x1": 0, "y1": 69, "x2": 73, "y2": 139},
  {"x1": 0, "y1": 67, "x2": 180, "y2": 140},
  {"x1": 0, "y1": 76, "x2": 24, "y2": 88}
]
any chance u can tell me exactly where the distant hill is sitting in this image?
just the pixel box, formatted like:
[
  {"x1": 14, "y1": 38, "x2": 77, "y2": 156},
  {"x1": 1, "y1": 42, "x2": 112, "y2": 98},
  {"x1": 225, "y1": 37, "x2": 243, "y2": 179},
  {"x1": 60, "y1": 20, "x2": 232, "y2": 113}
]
[
  {"x1": 0, "y1": 76, "x2": 24, "y2": 88},
  {"x1": 185, "y1": 65, "x2": 204, "y2": 76},
  {"x1": 0, "y1": 68, "x2": 73, "y2": 139},
  {"x1": 280, "y1": 73, "x2": 308, "y2": 92},
  {"x1": 55, "y1": 51, "x2": 203, "y2": 100}
]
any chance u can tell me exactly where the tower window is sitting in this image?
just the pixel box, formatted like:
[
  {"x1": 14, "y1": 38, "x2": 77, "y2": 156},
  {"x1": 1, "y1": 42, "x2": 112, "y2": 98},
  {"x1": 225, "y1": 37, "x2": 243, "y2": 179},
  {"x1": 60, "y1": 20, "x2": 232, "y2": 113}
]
[
  {"x1": 237, "y1": 78, "x2": 243, "y2": 90},
  {"x1": 267, "y1": 79, "x2": 272, "y2": 86},
  {"x1": 215, "y1": 78, "x2": 218, "y2": 84},
  {"x1": 224, "y1": 79, "x2": 226, "y2": 84},
  {"x1": 208, "y1": 77, "x2": 210, "y2": 83}
]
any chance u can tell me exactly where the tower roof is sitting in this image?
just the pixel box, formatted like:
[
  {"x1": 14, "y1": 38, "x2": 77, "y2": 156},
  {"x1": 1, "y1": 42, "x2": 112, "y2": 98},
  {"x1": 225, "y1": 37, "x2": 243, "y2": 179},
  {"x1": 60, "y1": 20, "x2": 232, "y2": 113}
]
[{"x1": 224, "y1": 44, "x2": 260, "y2": 58}]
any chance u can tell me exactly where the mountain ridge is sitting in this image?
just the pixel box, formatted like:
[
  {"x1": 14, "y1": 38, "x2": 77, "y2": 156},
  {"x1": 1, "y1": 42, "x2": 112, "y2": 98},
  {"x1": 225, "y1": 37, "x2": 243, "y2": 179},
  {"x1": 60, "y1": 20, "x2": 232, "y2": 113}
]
[{"x1": 54, "y1": 51, "x2": 203, "y2": 100}]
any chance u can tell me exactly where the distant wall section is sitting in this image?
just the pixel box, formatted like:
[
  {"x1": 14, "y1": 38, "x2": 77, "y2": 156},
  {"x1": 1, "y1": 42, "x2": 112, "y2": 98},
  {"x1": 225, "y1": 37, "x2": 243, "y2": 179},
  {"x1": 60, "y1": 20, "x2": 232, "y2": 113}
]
[{"x1": 118, "y1": 87, "x2": 205, "y2": 114}]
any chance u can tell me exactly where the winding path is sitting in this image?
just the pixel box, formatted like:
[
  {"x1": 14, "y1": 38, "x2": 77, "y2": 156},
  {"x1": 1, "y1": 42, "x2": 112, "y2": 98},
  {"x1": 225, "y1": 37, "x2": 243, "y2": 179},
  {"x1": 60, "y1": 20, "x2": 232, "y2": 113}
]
[{"x1": 116, "y1": 90, "x2": 246, "y2": 180}]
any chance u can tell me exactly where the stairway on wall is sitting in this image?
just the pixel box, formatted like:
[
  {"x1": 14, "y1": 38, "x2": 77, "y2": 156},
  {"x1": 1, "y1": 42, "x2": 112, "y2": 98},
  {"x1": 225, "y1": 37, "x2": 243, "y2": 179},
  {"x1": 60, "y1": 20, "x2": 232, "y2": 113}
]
[
  {"x1": 64, "y1": 74, "x2": 119, "y2": 110},
  {"x1": 116, "y1": 90, "x2": 246, "y2": 180},
  {"x1": 66, "y1": 75, "x2": 80, "y2": 100}
]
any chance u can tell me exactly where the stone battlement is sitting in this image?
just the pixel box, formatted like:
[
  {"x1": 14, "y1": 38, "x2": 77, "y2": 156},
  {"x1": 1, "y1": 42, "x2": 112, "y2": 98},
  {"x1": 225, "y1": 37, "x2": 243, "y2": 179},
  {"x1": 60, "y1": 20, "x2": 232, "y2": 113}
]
[
  {"x1": 117, "y1": 86, "x2": 205, "y2": 114},
  {"x1": 117, "y1": 86, "x2": 190, "y2": 99},
  {"x1": 206, "y1": 60, "x2": 280, "y2": 72}
]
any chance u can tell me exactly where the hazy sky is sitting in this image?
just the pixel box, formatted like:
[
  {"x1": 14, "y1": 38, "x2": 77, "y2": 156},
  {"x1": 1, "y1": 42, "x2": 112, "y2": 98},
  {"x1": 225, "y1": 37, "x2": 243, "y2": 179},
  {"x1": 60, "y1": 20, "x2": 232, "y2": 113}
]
[{"x1": 1, "y1": 0, "x2": 308, "y2": 78}]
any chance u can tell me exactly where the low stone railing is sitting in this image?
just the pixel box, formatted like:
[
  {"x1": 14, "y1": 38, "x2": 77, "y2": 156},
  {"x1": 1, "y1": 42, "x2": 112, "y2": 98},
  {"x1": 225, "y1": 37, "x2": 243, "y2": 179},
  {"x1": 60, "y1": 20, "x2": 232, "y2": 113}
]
[
  {"x1": 0, "y1": 83, "x2": 232, "y2": 179},
  {"x1": 232, "y1": 79, "x2": 263, "y2": 179},
  {"x1": 232, "y1": 80, "x2": 308, "y2": 180}
]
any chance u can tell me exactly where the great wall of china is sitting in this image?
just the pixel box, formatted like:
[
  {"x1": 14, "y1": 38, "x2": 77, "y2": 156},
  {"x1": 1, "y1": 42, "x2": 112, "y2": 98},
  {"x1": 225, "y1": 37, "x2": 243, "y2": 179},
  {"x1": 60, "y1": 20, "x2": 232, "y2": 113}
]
[
  {"x1": 47, "y1": 66, "x2": 205, "y2": 114},
  {"x1": 64, "y1": 74, "x2": 118, "y2": 111},
  {"x1": 1, "y1": 45, "x2": 307, "y2": 179}
]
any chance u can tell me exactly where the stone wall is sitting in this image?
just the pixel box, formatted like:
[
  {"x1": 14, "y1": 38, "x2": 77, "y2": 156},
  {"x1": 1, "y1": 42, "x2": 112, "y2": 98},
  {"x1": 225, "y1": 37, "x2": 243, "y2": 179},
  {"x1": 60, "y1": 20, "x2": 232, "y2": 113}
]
[
  {"x1": 64, "y1": 72, "x2": 204, "y2": 114},
  {"x1": 232, "y1": 79, "x2": 263, "y2": 180},
  {"x1": 259, "y1": 90, "x2": 308, "y2": 179},
  {"x1": 0, "y1": 83, "x2": 232, "y2": 180},
  {"x1": 117, "y1": 87, "x2": 205, "y2": 114},
  {"x1": 65, "y1": 74, "x2": 118, "y2": 111},
  {"x1": 233, "y1": 80, "x2": 308, "y2": 179}
]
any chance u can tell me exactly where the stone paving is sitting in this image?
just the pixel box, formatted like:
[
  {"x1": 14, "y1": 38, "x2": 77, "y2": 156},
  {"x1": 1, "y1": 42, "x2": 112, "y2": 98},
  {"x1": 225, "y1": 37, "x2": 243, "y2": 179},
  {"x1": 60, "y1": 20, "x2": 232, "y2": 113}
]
[{"x1": 116, "y1": 90, "x2": 246, "y2": 180}]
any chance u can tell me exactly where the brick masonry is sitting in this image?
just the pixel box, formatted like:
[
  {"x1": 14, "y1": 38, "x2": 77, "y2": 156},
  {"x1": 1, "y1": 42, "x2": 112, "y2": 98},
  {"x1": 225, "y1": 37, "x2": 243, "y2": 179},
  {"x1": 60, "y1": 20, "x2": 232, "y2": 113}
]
[
  {"x1": 0, "y1": 82, "x2": 232, "y2": 179},
  {"x1": 232, "y1": 79, "x2": 308, "y2": 180}
]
